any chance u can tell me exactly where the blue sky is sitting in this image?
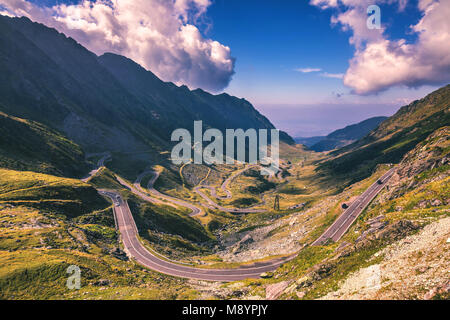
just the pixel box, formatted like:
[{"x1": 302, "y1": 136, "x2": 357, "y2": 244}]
[
  {"x1": 205, "y1": 0, "x2": 353, "y2": 104},
  {"x1": 4, "y1": 0, "x2": 448, "y2": 136},
  {"x1": 199, "y1": 0, "x2": 439, "y2": 136}
]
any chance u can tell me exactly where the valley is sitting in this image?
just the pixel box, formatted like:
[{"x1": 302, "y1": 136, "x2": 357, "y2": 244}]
[
  {"x1": 3, "y1": 118, "x2": 447, "y2": 299},
  {"x1": 77, "y1": 149, "x2": 393, "y2": 281},
  {"x1": 1, "y1": 112, "x2": 448, "y2": 299},
  {"x1": 0, "y1": 13, "x2": 448, "y2": 301}
]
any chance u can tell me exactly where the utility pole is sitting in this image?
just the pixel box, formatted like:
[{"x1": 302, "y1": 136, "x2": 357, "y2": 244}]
[{"x1": 274, "y1": 195, "x2": 280, "y2": 211}]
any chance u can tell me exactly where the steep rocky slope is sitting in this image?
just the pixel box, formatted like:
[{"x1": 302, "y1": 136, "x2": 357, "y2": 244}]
[
  {"x1": 321, "y1": 216, "x2": 449, "y2": 300},
  {"x1": 216, "y1": 126, "x2": 448, "y2": 300},
  {"x1": 319, "y1": 85, "x2": 449, "y2": 184},
  {"x1": 277, "y1": 127, "x2": 449, "y2": 300},
  {"x1": 98, "y1": 53, "x2": 294, "y2": 144}
]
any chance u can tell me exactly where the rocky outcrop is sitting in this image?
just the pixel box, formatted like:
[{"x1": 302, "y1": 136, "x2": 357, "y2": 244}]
[
  {"x1": 386, "y1": 126, "x2": 449, "y2": 201},
  {"x1": 309, "y1": 263, "x2": 336, "y2": 281},
  {"x1": 265, "y1": 281, "x2": 290, "y2": 300},
  {"x1": 356, "y1": 219, "x2": 419, "y2": 247},
  {"x1": 231, "y1": 234, "x2": 255, "y2": 254},
  {"x1": 110, "y1": 247, "x2": 129, "y2": 261},
  {"x1": 321, "y1": 216, "x2": 450, "y2": 300},
  {"x1": 188, "y1": 280, "x2": 252, "y2": 300},
  {"x1": 423, "y1": 281, "x2": 450, "y2": 300},
  {"x1": 397, "y1": 127, "x2": 449, "y2": 179}
]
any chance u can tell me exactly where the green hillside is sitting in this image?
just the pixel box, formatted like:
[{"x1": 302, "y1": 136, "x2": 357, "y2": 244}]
[
  {"x1": 310, "y1": 116, "x2": 388, "y2": 152},
  {"x1": 318, "y1": 84, "x2": 450, "y2": 184},
  {"x1": 0, "y1": 169, "x2": 109, "y2": 218},
  {"x1": 0, "y1": 166, "x2": 214, "y2": 299},
  {"x1": 252, "y1": 127, "x2": 449, "y2": 301},
  {"x1": 0, "y1": 111, "x2": 88, "y2": 177},
  {"x1": 0, "y1": 177, "x2": 194, "y2": 299}
]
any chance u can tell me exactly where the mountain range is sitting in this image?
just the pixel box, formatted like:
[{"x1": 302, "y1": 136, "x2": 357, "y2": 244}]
[
  {"x1": 0, "y1": 14, "x2": 293, "y2": 174},
  {"x1": 0, "y1": 13, "x2": 448, "y2": 301},
  {"x1": 319, "y1": 84, "x2": 450, "y2": 183},
  {"x1": 295, "y1": 116, "x2": 388, "y2": 151}
]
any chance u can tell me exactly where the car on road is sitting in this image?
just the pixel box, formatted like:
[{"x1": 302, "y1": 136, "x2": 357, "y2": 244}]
[{"x1": 377, "y1": 179, "x2": 384, "y2": 185}]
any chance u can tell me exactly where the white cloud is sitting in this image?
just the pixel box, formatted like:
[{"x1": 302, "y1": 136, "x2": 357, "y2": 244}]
[
  {"x1": 309, "y1": 0, "x2": 339, "y2": 9},
  {"x1": 295, "y1": 67, "x2": 322, "y2": 73},
  {"x1": 295, "y1": 67, "x2": 344, "y2": 79},
  {"x1": 311, "y1": 0, "x2": 450, "y2": 94},
  {"x1": 0, "y1": 0, "x2": 235, "y2": 92},
  {"x1": 321, "y1": 72, "x2": 344, "y2": 79}
]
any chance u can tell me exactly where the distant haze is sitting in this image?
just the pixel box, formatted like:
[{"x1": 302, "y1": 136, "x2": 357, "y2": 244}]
[{"x1": 256, "y1": 103, "x2": 401, "y2": 137}]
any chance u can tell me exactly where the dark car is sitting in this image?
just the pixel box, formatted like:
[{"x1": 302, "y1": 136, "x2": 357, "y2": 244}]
[{"x1": 377, "y1": 179, "x2": 383, "y2": 185}]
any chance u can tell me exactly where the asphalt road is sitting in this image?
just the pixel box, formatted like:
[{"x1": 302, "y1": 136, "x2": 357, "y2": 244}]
[
  {"x1": 139, "y1": 171, "x2": 203, "y2": 217},
  {"x1": 132, "y1": 167, "x2": 265, "y2": 215},
  {"x1": 194, "y1": 165, "x2": 267, "y2": 214},
  {"x1": 99, "y1": 190, "x2": 296, "y2": 281},
  {"x1": 312, "y1": 168, "x2": 396, "y2": 245},
  {"x1": 93, "y1": 160, "x2": 395, "y2": 281},
  {"x1": 209, "y1": 166, "x2": 249, "y2": 199},
  {"x1": 116, "y1": 175, "x2": 175, "y2": 208},
  {"x1": 199, "y1": 165, "x2": 262, "y2": 200},
  {"x1": 81, "y1": 153, "x2": 111, "y2": 182}
]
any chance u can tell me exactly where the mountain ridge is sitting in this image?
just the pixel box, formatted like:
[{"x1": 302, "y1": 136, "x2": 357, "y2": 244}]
[
  {"x1": 0, "y1": 15, "x2": 294, "y2": 161},
  {"x1": 306, "y1": 116, "x2": 388, "y2": 152},
  {"x1": 318, "y1": 84, "x2": 450, "y2": 184},
  {"x1": 0, "y1": 110, "x2": 88, "y2": 177}
]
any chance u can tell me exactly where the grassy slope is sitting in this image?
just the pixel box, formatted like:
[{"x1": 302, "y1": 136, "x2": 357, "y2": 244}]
[
  {"x1": 252, "y1": 127, "x2": 450, "y2": 300},
  {"x1": 128, "y1": 195, "x2": 214, "y2": 243},
  {"x1": 310, "y1": 116, "x2": 388, "y2": 152},
  {"x1": 0, "y1": 111, "x2": 88, "y2": 177},
  {"x1": 87, "y1": 167, "x2": 124, "y2": 190},
  {"x1": 318, "y1": 84, "x2": 450, "y2": 185},
  {"x1": 0, "y1": 169, "x2": 109, "y2": 218},
  {"x1": 0, "y1": 206, "x2": 197, "y2": 300},
  {"x1": 88, "y1": 167, "x2": 215, "y2": 259},
  {"x1": 0, "y1": 168, "x2": 204, "y2": 299}
]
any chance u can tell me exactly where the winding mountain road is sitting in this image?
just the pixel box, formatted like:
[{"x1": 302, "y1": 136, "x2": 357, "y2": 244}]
[
  {"x1": 99, "y1": 190, "x2": 295, "y2": 281},
  {"x1": 194, "y1": 165, "x2": 267, "y2": 214},
  {"x1": 81, "y1": 153, "x2": 111, "y2": 182},
  {"x1": 116, "y1": 175, "x2": 176, "y2": 208},
  {"x1": 89, "y1": 158, "x2": 395, "y2": 281},
  {"x1": 134, "y1": 166, "x2": 267, "y2": 215},
  {"x1": 312, "y1": 168, "x2": 396, "y2": 245},
  {"x1": 138, "y1": 171, "x2": 203, "y2": 217}
]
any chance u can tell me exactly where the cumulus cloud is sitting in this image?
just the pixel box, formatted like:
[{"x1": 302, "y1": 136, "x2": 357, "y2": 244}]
[
  {"x1": 311, "y1": 0, "x2": 450, "y2": 94},
  {"x1": 0, "y1": 0, "x2": 235, "y2": 92}
]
